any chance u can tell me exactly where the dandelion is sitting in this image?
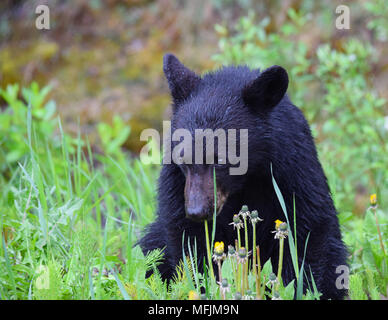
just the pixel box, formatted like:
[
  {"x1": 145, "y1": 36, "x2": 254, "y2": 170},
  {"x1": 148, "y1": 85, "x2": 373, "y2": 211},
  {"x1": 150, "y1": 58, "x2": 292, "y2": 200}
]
[
  {"x1": 229, "y1": 214, "x2": 243, "y2": 230},
  {"x1": 242, "y1": 289, "x2": 254, "y2": 300},
  {"x1": 230, "y1": 214, "x2": 243, "y2": 257},
  {"x1": 369, "y1": 193, "x2": 386, "y2": 256},
  {"x1": 213, "y1": 241, "x2": 226, "y2": 262},
  {"x1": 227, "y1": 245, "x2": 236, "y2": 257},
  {"x1": 266, "y1": 272, "x2": 278, "y2": 287},
  {"x1": 213, "y1": 241, "x2": 226, "y2": 272},
  {"x1": 234, "y1": 292, "x2": 242, "y2": 300},
  {"x1": 213, "y1": 241, "x2": 226, "y2": 289},
  {"x1": 250, "y1": 210, "x2": 263, "y2": 224},
  {"x1": 218, "y1": 278, "x2": 231, "y2": 299},
  {"x1": 236, "y1": 247, "x2": 250, "y2": 264},
  {"x1": 214, "y1": 241, "x2": 225, "y2": 256},
  {"x1": 272, "y1": 220, "x2": 288, "y2": 289},
  {"x1": 275, "y1": 219, "x2": 283, "y2": 229},
  {"x1": 272, "y1": 220, "x2": 288, "y2": 240},
  {"x1": 370, "y1": 193, "x2": 377, "y2": 207},
  {"x1": 188, "y1": 290, "x2": 199, "y2": 300},
  {"x1": 239, "y1": 205, "x2": 250, "y2": 220}
]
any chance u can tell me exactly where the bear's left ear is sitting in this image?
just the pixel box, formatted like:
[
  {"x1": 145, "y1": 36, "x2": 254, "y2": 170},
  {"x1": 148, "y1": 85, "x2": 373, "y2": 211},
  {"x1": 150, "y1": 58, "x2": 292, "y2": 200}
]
[
  {"x1": 242, "y1": 65, "x2": 288, "y2": 112},
  {"x1": 163, "y1": 53, "x2": 201, "y2": 107}
]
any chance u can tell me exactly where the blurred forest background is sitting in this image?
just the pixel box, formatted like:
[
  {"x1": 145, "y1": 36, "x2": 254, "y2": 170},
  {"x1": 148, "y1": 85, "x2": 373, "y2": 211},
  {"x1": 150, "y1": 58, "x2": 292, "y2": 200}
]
[
  {"x1": 2, "y1": 0, "x2": 387, "y2": 213},
  {"x1": 1, "y1": 1, "x2": 385, "y2": 143},
  {"x1": 0, "y1": 0, "x2": 387, "y2": 299}
]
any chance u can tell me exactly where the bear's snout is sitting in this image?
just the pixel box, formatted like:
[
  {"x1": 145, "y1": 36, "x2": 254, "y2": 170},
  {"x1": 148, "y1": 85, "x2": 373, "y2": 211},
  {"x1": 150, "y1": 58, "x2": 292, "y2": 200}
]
[
  {"x1": 184, "y1": 170, "x2": 213, "y2": 221},
  {"x1": 184, "y1": 168, "x2": 228, "y2": 222}
]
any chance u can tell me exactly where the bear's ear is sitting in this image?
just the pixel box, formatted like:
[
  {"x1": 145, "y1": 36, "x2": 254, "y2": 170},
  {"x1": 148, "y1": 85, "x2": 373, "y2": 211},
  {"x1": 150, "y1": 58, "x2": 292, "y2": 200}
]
[
  {"x1": 163, "y1": 53, "x2": 201, "y2": 107},
  {"x1": 242, "y1": 65, "x2": 288, "y2": 112}
]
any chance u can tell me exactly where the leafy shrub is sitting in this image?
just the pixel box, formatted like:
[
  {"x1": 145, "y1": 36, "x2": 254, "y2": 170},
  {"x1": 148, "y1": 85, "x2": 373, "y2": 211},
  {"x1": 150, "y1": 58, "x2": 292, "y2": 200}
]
[{"x1": 0, "y1": 83, "x2": 56, "y2": 176}]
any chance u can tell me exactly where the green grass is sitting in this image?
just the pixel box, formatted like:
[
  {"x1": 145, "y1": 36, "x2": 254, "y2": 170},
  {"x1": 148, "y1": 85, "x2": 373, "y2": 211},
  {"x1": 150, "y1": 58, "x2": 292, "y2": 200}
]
[{"x1": 0, "y1": 83, "x2": 160, "y2": 299}]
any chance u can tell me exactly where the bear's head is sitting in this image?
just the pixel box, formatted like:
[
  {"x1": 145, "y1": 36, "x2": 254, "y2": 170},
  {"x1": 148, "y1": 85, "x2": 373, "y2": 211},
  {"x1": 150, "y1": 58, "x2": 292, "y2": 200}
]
[{"x1": 163, "y1": 53, "x2": 289, "y2": 221}]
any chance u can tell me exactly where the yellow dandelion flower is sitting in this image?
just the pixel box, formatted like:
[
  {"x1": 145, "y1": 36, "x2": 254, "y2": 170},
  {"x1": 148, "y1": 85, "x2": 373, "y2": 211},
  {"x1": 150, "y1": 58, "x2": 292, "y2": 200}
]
[
  {"x1": 275, "y1": 219, "x2": 284, "y2": 229},
  {"x1": 370, "y1": 194, "x2": 377, "y2": 206},
  {"x1": 214, "y1": 241, "x2": 225, "y2": 255},
  {"x1": 188, "y1": 290, "x2": 199, "y2": 300}
]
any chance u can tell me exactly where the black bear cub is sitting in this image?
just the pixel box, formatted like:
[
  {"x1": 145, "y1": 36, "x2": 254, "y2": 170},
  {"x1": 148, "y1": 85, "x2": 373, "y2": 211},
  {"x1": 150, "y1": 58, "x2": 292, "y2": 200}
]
[{"x1": 139, "y1": 53, "x2": 348, "y2": 299}]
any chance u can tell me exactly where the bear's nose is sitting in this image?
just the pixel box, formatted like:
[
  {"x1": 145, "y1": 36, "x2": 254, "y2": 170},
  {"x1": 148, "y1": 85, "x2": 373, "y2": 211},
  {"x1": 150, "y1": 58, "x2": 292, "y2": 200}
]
[
  {"x1": 186, "y1": 205, "x2": 209, "y2": 221},
  {"x1": 184, "y1": 169, "x2": 212, "y2": 221}
]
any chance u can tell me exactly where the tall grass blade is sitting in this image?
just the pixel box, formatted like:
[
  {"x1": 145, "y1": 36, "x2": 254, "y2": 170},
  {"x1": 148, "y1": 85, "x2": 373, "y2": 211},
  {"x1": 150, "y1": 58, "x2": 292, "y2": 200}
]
[
  {"x1": 89, "y1": 268, "x2": 95, "y2": 300},
  {"x1": 181, "y1": 232, "x2": 195, "y2": 291},
  {"x1": 112, "y1": 268, "x2": 130, "y2": 300},
  {"x1": 296, "y1": 232, "x2": 310, "y2": 300},
  {"x1": 270, "y1": 163, "x2": 299, "y2": 278}
]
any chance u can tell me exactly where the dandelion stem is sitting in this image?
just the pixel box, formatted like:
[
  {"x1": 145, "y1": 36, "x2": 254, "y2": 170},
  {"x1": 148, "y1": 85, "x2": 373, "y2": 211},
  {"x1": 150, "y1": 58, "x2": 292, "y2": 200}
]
[
  {"x1": 237, "y1": 227, "x2": 241, "y2": 251},
  {"x1": 243, "y1": 216, "x2": 249, "y2": 255},
  {"x1": 236, "y1": 262, "x2": 241, "y2": 293},
  {"x1": 256, "y1": 246, "x2": 262, "y2": 299},
  {"x1": 252, "y1": 223, "x2": 257, "y2": 296},
  {"x1": 276, "y1": 237, "x2": 285, "y2": 290},
  {"x1": 241, "y1": 262, "x2": 245, "y2": 295},
  {"x1": 243, "y1": 216, "x2": 249, "y2": 292},
  {"x1": 231, "y1": 256, "x2": 238, "y2": 293},
  {"x1": 234, "y1": 239, "x2": 240, "y2": 292},
  {"x1": 252, "y1": 222, "x2": 260, "y2": 299},
  {"x1": 217, "y1": 261, "x2": 224, "y2": 299},
  {"x1": 217, "y1": 261, "x2": 223, "y2": 283}
]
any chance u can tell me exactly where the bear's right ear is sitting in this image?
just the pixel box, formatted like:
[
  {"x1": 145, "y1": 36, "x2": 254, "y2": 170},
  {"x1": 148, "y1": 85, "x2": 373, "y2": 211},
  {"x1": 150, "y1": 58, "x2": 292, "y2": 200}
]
[
  {"x1": 242, "y1": 65, "x2": 288, "y2": 113},
  {"x1": 163, "y1": 53, "x2": 201, "y2": 107}
]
